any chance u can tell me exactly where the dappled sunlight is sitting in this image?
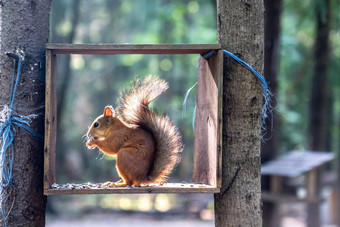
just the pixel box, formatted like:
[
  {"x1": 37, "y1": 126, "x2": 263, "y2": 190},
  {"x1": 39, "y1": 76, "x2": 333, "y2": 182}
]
[{"x1": 154, "y1": 194, "x2": 171, "y2": 212}]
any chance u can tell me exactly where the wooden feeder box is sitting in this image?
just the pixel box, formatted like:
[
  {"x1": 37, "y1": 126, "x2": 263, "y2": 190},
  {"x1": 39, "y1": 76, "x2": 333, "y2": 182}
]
[{"x1": 44, "y1": 44, "x2": 223, "y2": 195}]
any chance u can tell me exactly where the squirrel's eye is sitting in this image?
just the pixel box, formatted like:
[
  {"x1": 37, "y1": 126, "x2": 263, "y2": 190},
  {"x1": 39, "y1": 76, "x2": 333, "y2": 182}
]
[{"x1": 94, "y1": 122, "x2": 99, "y2": 128}]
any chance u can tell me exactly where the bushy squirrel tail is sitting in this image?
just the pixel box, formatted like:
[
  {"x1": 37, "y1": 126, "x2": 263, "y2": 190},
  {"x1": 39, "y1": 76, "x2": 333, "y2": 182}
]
[{"x1": 116, "y1": 75, "x2": 182, "y2": 184}]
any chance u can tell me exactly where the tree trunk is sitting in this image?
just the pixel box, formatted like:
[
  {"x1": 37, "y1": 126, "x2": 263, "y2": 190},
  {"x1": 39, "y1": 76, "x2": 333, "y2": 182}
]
[
  {"x1": 262, "y1": 0, "x2": 281, "y2": 166},
  {"x1": 55, "y1": 0, "x2": 81, "y2": 120},
  {"x1": 307, "y1": 1, "x2": 330, "y2": 226},
  {"x1": 51, "y1": 0, "x2": 81, "y2": 180},
  {"x1": 262, "y1": 0, "x2": 282, "y2": 226},
  {"x1": 338, "y1": 114, "x2": 340, "y2": 227},
  {"x1": 308, "y1": 0, "x2": 330, "y2": 152},
  {"x1": 215, "y1": 1, "x2": 263, "y2": 226},
  {"x1": 0, "y1": 0, "x2": 51, "y2": 226}
]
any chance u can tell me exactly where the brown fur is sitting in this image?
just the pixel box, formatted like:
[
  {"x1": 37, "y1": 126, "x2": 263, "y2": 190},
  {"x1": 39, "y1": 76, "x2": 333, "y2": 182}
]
[{"x1": 86, "y1": 75, "x2": 182, "y2": 186}]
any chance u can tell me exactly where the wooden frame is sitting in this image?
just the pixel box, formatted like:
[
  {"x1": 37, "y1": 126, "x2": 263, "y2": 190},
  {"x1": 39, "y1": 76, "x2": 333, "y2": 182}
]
[{"x1": 44, "y1": 44, "x2": 223, "y2": 195}]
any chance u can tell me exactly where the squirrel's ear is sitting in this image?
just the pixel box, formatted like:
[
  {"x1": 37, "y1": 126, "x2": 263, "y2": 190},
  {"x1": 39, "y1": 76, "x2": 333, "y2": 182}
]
[{"x1": 104, "y1": 106, "x2": 115, "y2": 117}]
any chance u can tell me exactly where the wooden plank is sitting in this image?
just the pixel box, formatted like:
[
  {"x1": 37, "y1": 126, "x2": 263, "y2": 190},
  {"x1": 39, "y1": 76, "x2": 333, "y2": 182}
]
[
  {"x1": 46, "y1": 43, "x2": 221, "y2": 55},
  {"x1": 215, "y1": 50, "x2": 223, "y2": 188},
  {"x1": 44, "y1": 50, "x2": 57, "y2": 190},
  {"x1": 261, "y1": 150, "x2": 334, "y2": 177},
  {"x1": 193, "y1": 52, "x2": 220, "y2": 186},
  {"x1": 44, "y1": 183, "x2": 220, "y2": 195}
]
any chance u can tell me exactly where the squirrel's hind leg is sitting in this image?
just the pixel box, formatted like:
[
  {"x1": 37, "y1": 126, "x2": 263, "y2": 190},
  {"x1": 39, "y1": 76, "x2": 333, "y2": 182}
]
[{"x1": 116, "y1": 148, "x2": 151, "y2": 187}]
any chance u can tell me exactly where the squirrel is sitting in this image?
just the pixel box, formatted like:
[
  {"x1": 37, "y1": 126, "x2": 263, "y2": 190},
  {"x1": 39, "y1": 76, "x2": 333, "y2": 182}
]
[{"x1": 86, "y1": 75, "x2": 183, "y2": 187}]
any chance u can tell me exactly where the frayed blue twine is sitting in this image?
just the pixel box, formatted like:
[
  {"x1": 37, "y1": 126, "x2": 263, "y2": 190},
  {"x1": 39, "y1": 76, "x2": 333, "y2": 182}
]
[
  {"x1": 0, "y1": 54, "x2": 43, "y2": 225},
  {"x1": 182, "y1": 82, "x2": 197, "y2": 132},
  {"x1": 201, "y1": 49, "x2": 273, "y2": 130}
]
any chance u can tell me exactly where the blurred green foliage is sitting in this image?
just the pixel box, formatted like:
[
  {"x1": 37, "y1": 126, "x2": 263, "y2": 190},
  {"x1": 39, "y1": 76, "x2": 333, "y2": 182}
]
[
  {"x1": 49, "y1": 0, "x2": 340, "y2": 184},
  {"x1": 278, "y1": 0, "x2": 340, "y2": 153}
]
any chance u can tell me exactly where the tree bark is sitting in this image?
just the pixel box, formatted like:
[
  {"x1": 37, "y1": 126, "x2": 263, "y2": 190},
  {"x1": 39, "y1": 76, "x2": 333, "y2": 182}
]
[
  {"x1": 0, "y1": 0, "x2": 51, "y2": 226},
  {"x1": 262, "y1": 0, "x2": 282, "y2": 226},
  {"x1": 215, "y1": 1, "x2": 263, "y2": 226}
]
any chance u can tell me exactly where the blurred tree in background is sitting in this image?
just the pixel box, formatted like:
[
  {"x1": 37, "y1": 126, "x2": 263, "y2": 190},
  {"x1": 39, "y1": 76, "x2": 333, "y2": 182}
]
[
  {"x1": 279, "y1": 0, "x2": 340, "y2": 154},
  {"x1": 262, "y1": 1, "x2": 282, "y2": 226}
]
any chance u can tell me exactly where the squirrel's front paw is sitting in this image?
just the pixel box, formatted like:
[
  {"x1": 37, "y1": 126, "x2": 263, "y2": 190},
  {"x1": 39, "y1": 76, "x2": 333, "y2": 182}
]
[
  {"x1": 114, "y1": 181, "x2": 128, "y2": 187},
  {"x1": 101, "y1": 181, "x2": 117, "y2": 188},
  {"x1": 101, "y1": 180, "x2": 128, "y2": 188}
]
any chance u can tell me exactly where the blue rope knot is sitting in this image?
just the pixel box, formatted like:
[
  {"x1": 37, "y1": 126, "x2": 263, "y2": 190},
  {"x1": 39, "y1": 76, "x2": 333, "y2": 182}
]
[{"x1": 0, "y1": 54, "x2": 43, "y2": 224}]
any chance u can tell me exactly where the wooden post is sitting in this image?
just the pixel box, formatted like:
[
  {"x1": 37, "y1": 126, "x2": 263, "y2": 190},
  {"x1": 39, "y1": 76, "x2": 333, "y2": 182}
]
[
  {"x1": 306, "y1": 168, "x2": 320, "y2": 227},
  {"x1": 329, "y1": 188, "x2": 338, "y2": 224},
  {"x1": 193, "y1": 51, "x2": 223, "y2": 187},
  {"x1": 270, "y1": 175, "x2": 282, "y2": 227},
  {"x1": 270, "y1": 175, "x2": 282, "y2": 193},
  {"x1": 44, "y1": 50, "x2": 57, "y2": 190}
]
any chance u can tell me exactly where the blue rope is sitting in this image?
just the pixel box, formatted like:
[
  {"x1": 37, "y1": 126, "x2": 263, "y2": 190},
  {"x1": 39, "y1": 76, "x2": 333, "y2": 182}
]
[
  {"x1": 0, "y1": 55, "x2": 43, "y2": 224},
  {"x1": 201, "y1": 49, "x2": 273, "y2": 130},
  {"x1": 222, "y1": 50, "x2": 273, "y2": 130},
  {"x1": 222, "y1": 50, "x2": 267, "y2": 92}
]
